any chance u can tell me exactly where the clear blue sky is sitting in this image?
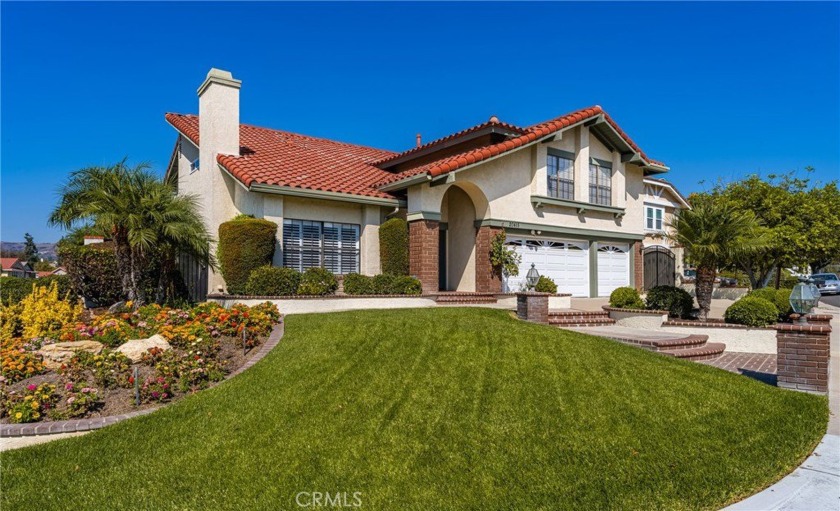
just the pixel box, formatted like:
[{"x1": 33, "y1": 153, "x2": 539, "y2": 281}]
[{"x1": 2, "y1": 1, "x2": 838, "y2": 242}]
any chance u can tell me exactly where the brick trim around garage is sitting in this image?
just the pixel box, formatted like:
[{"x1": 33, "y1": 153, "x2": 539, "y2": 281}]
[{"x1": 1, "y1": 321, "x2": 285, "y2": 438}]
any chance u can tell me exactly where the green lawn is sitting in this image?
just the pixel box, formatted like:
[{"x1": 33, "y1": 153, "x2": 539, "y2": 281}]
[{"x1": 0, "y1": 308, "x2": 828, "y2": 510}]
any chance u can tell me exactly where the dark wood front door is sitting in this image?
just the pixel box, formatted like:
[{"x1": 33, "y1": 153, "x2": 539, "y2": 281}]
[{"x1": 438, "y1": 228, "x2": 447, "y2": 291}]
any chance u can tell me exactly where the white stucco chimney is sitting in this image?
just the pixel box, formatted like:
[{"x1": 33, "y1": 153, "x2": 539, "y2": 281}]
[{"x1": 198, "y1": 68, "x2": 241, "y2": 158}]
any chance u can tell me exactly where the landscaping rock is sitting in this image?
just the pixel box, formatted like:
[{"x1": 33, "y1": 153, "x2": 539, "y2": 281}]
[
  {"x1": 107, "y1": 301, "x2": 126, "y2": 314},
  {"x1": 116, "y1": 334, "x2": 171, "y2": 363},
  {"x1": 38, "y1": 341, "x2": 105, "y2": 370}
]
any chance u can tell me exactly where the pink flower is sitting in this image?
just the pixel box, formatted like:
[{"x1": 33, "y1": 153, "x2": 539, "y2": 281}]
[
  {"x1": 65, "y1": 383, "x2": 74, "y2": 390},
  {"x1": 27, "y1": 384, "x2": 37, "y2": 391},
  {"x1": 67, "y1": 397, "x2": 76, "y2": 405}
]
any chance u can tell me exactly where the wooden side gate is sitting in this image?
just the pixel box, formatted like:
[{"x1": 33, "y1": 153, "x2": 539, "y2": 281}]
[
  {"x1": 178, "y1": 252, "x2": 208, "y2": 302},
  {"x1": 643, "y1": 246, "x2": 675, "y2": 290}
]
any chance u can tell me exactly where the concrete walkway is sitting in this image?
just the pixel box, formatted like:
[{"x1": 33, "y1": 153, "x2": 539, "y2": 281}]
[{"x1": 724, "y1": 305, "x2": 840, "y2": 511}]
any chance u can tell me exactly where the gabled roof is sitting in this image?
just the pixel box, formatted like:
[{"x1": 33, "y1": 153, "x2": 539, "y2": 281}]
[
  {"x1": 165, "y1": 113, "x2": 400, "y2": 200},
  {"x1": 376, "y1": 105, "x2": 668, "y2": 188},
  {"x1": 0, "y1": 257, "x2": 20, "y2": 270},
  {"x1": 643, "y1": 177, "x2": 691, "y2": 209},
  {"x1": 166, "y1": 106, "x2": 667, "y2": 200}
]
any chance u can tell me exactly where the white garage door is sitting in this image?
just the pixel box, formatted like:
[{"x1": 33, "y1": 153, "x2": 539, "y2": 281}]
[
  {"x1": 597, "y1": 244, "x2": 630, "y2": 297},
  {"x1": 504, "y1": 238, "x2": 590, "y2": 297}
]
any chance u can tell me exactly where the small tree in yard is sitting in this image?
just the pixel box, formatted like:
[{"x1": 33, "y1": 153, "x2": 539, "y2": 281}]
[
  {"x1": 23, "y1": 233, "x2": 39, "y2": 266},
  {"x1": 669, "y1": 201, "x2": 770, "y2": 320},
  {"x1": 489, "y1": 231, "x2": 520, "y2": 279},
  {"x1": 49, "y1": 161, "x2": 213, "y2": 306}
]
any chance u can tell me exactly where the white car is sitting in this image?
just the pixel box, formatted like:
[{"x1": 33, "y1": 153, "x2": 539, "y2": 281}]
[{"x1": 811, "y1": 273, "x2": 840, "y2": 295}]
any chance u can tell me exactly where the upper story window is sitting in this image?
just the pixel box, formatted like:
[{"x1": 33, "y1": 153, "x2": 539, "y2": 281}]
[
  {"x1": 189, "y1": 158, "x2": 200, "y2": 173},
  {"x1": 282, "y1": 219, "x2": 360, "y2": 274},
  {"x1": 547, "y1": 149, "x2": 574, "y2": 200},
  {"x1": 645, "y1": 205, "x2": 664, "y2": 231},
  {"x1": 589, "y1": 158, "x2": 612, "y2": 206}
]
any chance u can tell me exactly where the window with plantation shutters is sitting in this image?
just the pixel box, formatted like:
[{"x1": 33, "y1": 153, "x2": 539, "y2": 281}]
[{"x1": 282, "y1": 219, "x2": 359, "y2": 274}]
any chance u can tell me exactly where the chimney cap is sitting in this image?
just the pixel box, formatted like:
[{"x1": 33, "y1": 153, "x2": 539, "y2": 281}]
[{"x1": 197, "y1": 68, "x2": 242, "y2": 96}]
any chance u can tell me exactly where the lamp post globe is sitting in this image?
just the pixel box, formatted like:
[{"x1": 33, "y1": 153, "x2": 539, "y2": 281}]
[
  {"x1": 789, "y1": 280, "x2": 820, "y2": 322},
  {"x1": 526, "y1": 264, "x2": 540, "y2": 291}
]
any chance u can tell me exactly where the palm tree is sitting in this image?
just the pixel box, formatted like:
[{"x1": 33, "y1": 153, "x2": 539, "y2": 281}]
[
  {"x1": 669, "y1": 201, "x2": 770, "y2": 320},
  {"x1": 49, "y1": 161, "x2": 213, "y2": 306}
]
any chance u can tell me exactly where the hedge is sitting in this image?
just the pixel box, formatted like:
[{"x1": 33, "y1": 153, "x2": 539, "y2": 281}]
[
  {"x1": 343, "y1": 273, "x2": 422, "y2": 295},
  {"x1": 0, "y1": 276, "x2": 73, "y2": 306},
  {"x1": 297, "y1": 267, "x2": 338, "y2": 296},
  {"x1": 57, "y1": 243, "x2": 124, "y2": 306},
  {"x1": 724, "y1": 297, "x2": 778, "y2": 327},
  {"x1": 218, "y1": 217, "x2": 277, "y2": 294},
  {"x1": 534, "y1": 276, "x2": 558, "y2": 294},
  {"x1": 747, "y1": 287, "x2": 792, "y2": 320},
  {"x1": 645, "y1": 285, "x2": 694, "y2": 318},
  {"x1": 245, "y1": 266, "x2": 301, "y2": 296},
  {"x1": 609, "y1": 287, "x2": 644, "y2": 309},
  {"x1": 379, "y1": 218, "x2": 409, "y2": 275}
]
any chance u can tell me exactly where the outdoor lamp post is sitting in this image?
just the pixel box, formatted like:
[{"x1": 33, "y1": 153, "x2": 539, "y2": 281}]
[
  {"x1": 526, "y1": 264, "x2": 540, "y2": 291},
  {"x1": 789, "y1": 280, "x2": 821, "y2": 323}
]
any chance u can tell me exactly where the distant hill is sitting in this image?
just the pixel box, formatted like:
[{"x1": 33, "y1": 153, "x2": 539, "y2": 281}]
[{"x1": 0, "y1": 241, "x2": 59, "y2": 262}]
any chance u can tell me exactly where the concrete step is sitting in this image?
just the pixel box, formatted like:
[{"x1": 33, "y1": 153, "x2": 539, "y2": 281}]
[
  {"x1": 661, "y1": 342, "x2": 726, "y2": 361},
  {"x1": 550, "y1": 317, "x2": 616, "y2": 327},
  {"x1": 617, "y1": 334, "x2": 710, "y2": 352},
  {"x1": 435, "y1": 292, "x2": 498, "y2": 304}
]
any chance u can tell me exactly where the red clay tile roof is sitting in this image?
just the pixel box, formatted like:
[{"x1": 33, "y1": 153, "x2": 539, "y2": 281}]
[
  {"x1": 0, "y1": 257, "x2": 20, "y2": 269},
  {"x1": 371, "y1": 117, "x2": 526, "y2": 166},
  {"x1": 165, "y1": 113, "x2": 400, "y2": 200},
  {"x1": 375, "y1": 105, "x2": 666, "y2": 187},
  {"x1": 166, "y1": 106, "x2": 665, "y2": 197}
]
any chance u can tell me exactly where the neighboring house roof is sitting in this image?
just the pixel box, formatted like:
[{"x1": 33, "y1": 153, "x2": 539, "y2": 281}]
[
  {"x1": 36, "y1": 271, "x2": 53, "y2": 278},
  {"x1": 1, "y1": 258, "x2": 22, "y2": 270},
  {"x1": 165, "y1": 113, "x2": 399, "y2": 200},
  {"x1": 166, "y1": 106, "x2": 667, "y2": 200}
]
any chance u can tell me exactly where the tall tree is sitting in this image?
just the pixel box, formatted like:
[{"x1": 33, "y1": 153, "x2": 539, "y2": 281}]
[
  {"x1": 23, "y1": 233, "x2": 38, "y2": 265},
  {"x1": 693, "y1": 171, "x2": 840, "y2": 288},
  {"x1": 48, "y1": 161, "x2": 214, "y2": 306},
  {"x1": 669, "y1": 201, "x2": 771, "y2": 320}
]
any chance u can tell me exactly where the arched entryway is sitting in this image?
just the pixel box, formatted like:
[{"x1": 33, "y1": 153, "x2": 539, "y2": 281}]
[{"x1": 440, "y1": 186, "x2": 476, "y2": 291}]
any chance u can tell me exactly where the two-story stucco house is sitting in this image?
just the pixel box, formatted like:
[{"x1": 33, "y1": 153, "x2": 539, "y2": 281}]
[{"x1": 165, "y1": 68, "x2": 688, "y2": 299}]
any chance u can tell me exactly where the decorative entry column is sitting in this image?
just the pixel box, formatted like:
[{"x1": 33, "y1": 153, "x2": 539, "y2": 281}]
[{"x1": 409, "y1": 219, "x2": 439, "y2": 295}]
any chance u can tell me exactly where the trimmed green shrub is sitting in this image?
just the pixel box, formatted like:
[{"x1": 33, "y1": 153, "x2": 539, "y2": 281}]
[
  {"x1": 218, "y1": 217, "x2": 277, "y2": 294},
  {"x1": 245, "y1": 266, "x2": 301, "y2": 296},
  {"x1": 534, "y1": 276, "x2": 558, "y2": 294},
  {"x1": 297, "y1": 267, "x2": 338, "y2": 296},
  {"x1": 0, "y1": 276, "x2": 73, "y2": 305},
  {"x1": 748, "y1": 287, "x2": 792, "y2": 320},
  {"x1": 379, "y1": 218, "x2": 409, "y2": 276},
  {"x1": 343, "y1": 273, "x2": 421, "y2": 295},
  {"x1": 609, "y1": 286, "x2": 645, "y2": 309},
  {"x1": 343, "y1": 273, "x2": 375, "y2": 295},
  {"x1": 645, "y1": 285, "x2": 694, "y2": 318},
  {"x1": 58, "y1": 243, "x2": 124, "y2": 306},
  {"x1": 724, "y1": 297, "x2": 778, "y2": 327}
]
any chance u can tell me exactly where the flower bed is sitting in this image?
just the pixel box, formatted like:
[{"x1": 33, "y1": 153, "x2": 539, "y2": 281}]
[{"x1": 0, "y1": 293, "x2": 280, "y2": 425}]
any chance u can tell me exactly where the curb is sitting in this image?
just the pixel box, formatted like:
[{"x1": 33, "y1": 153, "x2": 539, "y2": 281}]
[{"x1": 1, "y1": 320, "x2": 285, "y2": 438}]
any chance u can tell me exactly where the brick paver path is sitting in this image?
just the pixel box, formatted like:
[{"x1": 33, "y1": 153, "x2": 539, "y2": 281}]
[{"x1": 701, "y1": 351, "x2": 777, "y2": 385}]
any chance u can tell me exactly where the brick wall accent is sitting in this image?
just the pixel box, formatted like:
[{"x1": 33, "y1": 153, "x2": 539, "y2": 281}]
[
  {"x1": 475, "y1": 226, "x2": 503, "y2": 293},
  {"x1": 776, "y1": 322, "x2": 831, "y2": 393},
  {"x1": 409, "y1": 219, "x2": 440, "y2": 294},
  {"x1": 633, "y1": 241, "x2": 644, "y2": 291},
  {"x1": 516, "y1": 292, "x2": 549, "y2": 324}
]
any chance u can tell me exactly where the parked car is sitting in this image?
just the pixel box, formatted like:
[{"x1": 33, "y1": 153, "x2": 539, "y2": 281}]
[
  {"x1": 682, "y1": 269, "x2": 736, "y2": 287},
  {"x1": 718, "y1": 276, "x2": 738, "y2": 287},
  {"x1": 811, "y1": 273, "x2": 840, "y2": 295}
]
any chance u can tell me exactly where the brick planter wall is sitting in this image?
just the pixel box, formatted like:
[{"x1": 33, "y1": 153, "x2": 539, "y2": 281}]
[
  {"x1": 475, "y1": 226, "x2": 503, "y2": 293},
  {"x1": 776, "y1": 322, "x2": 831, "y2": 393},
  {"x1": 409, "y1": 219, "x2": 439, "y2": 295},
  {"x1": 516, "y1": 292, "x2": 549, "y2": 324}
]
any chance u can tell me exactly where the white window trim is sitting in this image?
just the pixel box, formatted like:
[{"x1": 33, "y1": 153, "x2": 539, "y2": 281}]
[
  {"x1": 645, "y1": 205, "x2": 665, "y2": 233},
  {"x1": 189, "y1": 158, "x2": 200, "y2": 174}
]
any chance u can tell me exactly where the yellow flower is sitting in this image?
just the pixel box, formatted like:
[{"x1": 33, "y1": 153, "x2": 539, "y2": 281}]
[
  {"x1": 31, "y1": 401, "x2": 39, "y2": 409},
  {"x1": 14, "y1": 412, "x2": 21, "y2": 419},
  {"x1": 32, "y1": 412, "x2": 40, "y2": 419}
]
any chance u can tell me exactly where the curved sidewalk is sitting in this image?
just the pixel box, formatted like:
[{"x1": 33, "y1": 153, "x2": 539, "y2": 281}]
[{"x1": 724, "y1": 307, "x2": 840, "y2": 511}]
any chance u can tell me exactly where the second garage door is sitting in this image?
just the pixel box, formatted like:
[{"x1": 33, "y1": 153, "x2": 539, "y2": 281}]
[
  {"x1": 596, "y1": 244, "x2": 630, "y2": 297},
  {"x1": 503, "y1": 238, "x2": 590, "y2": 296}
]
